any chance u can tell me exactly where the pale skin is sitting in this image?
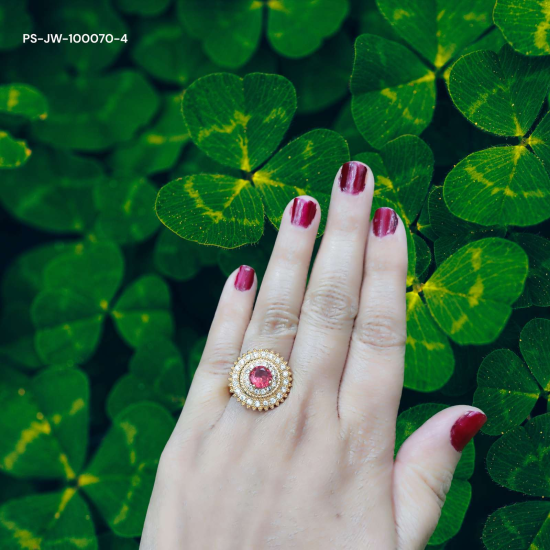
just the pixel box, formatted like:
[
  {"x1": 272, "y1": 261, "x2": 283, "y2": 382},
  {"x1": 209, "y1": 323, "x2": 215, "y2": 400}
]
[{"x1": 141, "y1": 162, "x2": 486, "y2": 549}]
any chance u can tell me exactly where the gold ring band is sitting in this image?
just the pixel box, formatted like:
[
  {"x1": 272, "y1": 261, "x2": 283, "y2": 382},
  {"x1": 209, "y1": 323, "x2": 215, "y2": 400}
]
[{"x1": 229, "y1": 349, "x2": 292, "y2": 411}]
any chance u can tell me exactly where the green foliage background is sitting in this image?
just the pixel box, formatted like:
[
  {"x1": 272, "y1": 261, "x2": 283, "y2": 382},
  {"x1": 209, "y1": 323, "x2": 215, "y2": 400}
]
[{"x1": 1, "y1": 0, "x2": 550, "y2": 548}]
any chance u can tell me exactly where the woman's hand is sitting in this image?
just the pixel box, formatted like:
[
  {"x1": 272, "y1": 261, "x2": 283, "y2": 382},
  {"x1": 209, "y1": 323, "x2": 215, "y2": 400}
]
[{"x1": 140, "y1": 162, "x2": 486, "y2": 549}]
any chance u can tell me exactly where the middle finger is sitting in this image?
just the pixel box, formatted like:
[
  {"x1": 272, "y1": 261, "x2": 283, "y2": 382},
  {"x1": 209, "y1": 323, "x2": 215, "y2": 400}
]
[{"x1": 291, "y1": 161, "x2": 374, "y2": 399}]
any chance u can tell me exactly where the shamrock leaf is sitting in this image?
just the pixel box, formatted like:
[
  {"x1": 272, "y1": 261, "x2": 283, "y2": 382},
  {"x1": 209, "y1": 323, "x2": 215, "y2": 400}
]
[
  {"x1": 0, "y1": 304, "x2": 42, "y2": 370},
  {"x1": 280, "y1": 32, "x2": 353, "y2": 114},
  {"x1": 423, "y1": 238, "x2": 528, "y2": 344},
  {"x1": 176, "y1": 0, "x2": 349, "y2": 68},
  {"x1": 80, "y1": 402, "x2": 175, "y2": 537},
  {"x1": 112, "y1": 275, "x2": 174, "y2": 347},
  {"x1": 483, "y1": 501, "x2": 550, "y2": 550},
  {"x1": 404, "y1": 293, "x2": 454, "y2": 392},
  {"x1": 428, "y1": 187, "x2": 505, "y2": 264},
  {"x1": 154, "y1": 229, "x2": 218, "y2": 282},
  {"x1": 0, "y1": 147, "x2": 103, "y2": 234},
  {"x1": 494, "y1": 0, "x2": 550, "y2": 56},
  {"x1": 0, "y1": 84, "x2": 47, "y2": 120},
  {"x1": 487, "y1": 413, "x2": 550, "y2": 497},
  {"x1": 413, "y1": 234, "x2": 432, "y2": 279},
  {"x1": 99, "y1": 533, "x2": 138, "y2": 550},
  {"x1": 510, "y1": 233, "x2": 550, "y2": 307},
  {"x1": 0, "y1": 366, "x2": 89, "y2": 480},
  {"x1": 351, "y1": 0, "x2": 501, "y2": 149},
  {"x1": 109, "y1": 93, "x2": 189, "y2": 176},
  {"x1": 0, "y1": 131, "x2": 31, "y2": 169},
  {"x1": 446, "y1": 46, "x2": 550, "y2": 226},
  {"x1": 351, "y1": 34, "x2": 436, "y2": 149},
  {"x1": 107, "y1": 336, "x2": 187, "y2": 419},
  {"x1": 376, "y1": 0, "x2": 495, "y2": 70},
  {"x1": 131, "y1": 23, "x2": 212, "y2": 85},
  {"x1": 355, "y1": 135, "x2": 434, "y2": 225},
  {"x1": 449, "y1": 46, "x2": 550, "y2": 137},
  {"x1": 94, "y1": 175, "x2": 160, "y2": 244},
  {"x1": 46, "y1": 0, "x2": 127, "y2": 73},
  {"x1": 0, "y1": 0, "x2": 32, "y2": 51},
  {"x1": 156, "y1": 73, "x2": 349, "y2": 248},
  {"x1": 183, "y1": 73, "x2": 296, "y2": 171},
  {"x1": 0, "y1": 490, "x2": 97, "y2": 550},
  {"x1": 32, "y1": 71, "x2": 159, "y2": 151},
  {"x1": 473, "y1": 349, "x2": 540, "y2": 435},
  {"x1": 396, "y1": 403, "x2": 475, "y2": 546},
  {"x1": 32, "y1": 241, "x2": 124, "y2": 364}
]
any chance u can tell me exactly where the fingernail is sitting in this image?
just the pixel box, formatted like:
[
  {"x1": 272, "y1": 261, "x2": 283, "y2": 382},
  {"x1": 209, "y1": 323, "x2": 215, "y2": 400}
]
[
  {"x1": 291, "y1": 197, "x2": 317, "y2": 228},
  {"x1": 372, "y1": 207, "x2": 398, "y2": 237},
  {"x1": 339, "y1": 161, "x2": 368, "y2": 194},
  {"x1": 450, "y1": 411, "x2": 487, "y2": 452},
  {"x1": 234, "y1": 265, "x2": 255, "y2": 292}
]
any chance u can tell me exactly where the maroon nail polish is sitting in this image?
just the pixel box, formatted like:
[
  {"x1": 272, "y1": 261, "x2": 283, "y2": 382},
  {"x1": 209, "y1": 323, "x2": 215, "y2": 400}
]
[
  {"x1": 339, "y1": 161, "x2": 368, "y2": 195},
  {"x1": 372, "y1": 207, "x2": 398, "y2": 237},
  {"x1": 291, "y1": 197, "x2": 317, "y2": 228},
  {"x1": 234, "y1": 265, "x2": 254, "y2": 292},
  {"x1": 450, "y1": 411, "x2": 487, "y2": 452}
]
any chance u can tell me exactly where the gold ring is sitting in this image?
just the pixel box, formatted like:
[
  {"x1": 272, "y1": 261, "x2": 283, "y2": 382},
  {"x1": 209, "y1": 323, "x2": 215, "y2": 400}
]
[{"x1": 229, "y1": 349, "x2": 292, "y2": 411}]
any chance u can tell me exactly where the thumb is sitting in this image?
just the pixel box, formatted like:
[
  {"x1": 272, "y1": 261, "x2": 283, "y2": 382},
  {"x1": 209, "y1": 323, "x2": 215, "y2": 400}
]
[{"x1": 392, "y1": 406, "x2": 486, "y2": 550}]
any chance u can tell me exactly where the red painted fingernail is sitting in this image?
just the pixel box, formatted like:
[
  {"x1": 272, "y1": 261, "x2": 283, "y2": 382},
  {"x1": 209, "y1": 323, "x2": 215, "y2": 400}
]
[
  {"x1": 339, "y1": 161, "x2": 368, "y2": 195},
  {"x1": 450, "y1": 411, "x2": 487, "y2": 452},
  {"x1": 291, "y1": 197, "x2": 317, "y2": 228},
  {"x1": 372, "y1": 207, "x2": 398, "y2": 237},
  {"x1": 234, "y1": 265, "x2": 255, "y2": 292}
]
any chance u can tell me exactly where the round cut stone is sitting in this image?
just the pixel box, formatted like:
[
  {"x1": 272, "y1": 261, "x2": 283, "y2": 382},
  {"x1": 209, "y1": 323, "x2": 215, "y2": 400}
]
[{"x1": 249, "y1": 366, "x2": 272, "y2": 389}]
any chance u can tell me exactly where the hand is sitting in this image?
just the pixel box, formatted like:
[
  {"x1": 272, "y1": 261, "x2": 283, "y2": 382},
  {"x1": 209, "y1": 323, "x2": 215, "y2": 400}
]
[{"x1": 140, "y1": 162, "x2": 486, "y2": 549}]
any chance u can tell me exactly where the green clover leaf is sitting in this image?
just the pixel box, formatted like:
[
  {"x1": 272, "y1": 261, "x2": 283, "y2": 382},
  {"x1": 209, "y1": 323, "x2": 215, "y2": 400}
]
[
  {"x1": 109, "y1": 94, "x2": 190, "y2": 176},
  {"x1": 494, "y1": 0, "x2": 550, "y2": 56},
  {"x1": 487, "y1": 413, "x2": 550, "y2": 497},
  {"x1": 156, "y1": 73, "x2": 349, "y2": 248},
  {"x1": 376, "y1": 0, "x2": 495, "y2": 70},
  {"x1": 80, "y1": 403, "x2": 175, "y2": 536},
  {"x1": 0, "y1": 147, "x2": 103, "y2": 234},
  {"x1": 472, "y1": 318, "x2": 550, "y2": 432},
  {"x1": 112, "y1": 275, "x2": 174, "y2": 347},
  {"x1": 107, "y1": 336, "x2": 187, "y2": 419},
  {"x1": 351, "y1": 1, "x2": 501, "y2": 149},
  {"x1": 32, "y1": 241, "x2": 124, "y2": 364},
  {"x1": 428, "y1": 187, "x2": 505, "y2": 264},
  {"x1": 0, "y1": 131, "x2": 31, "y2": 169},
  {"x1": 423, "y1": 238, "x2": 528, "y2": 345},
  {"x1": 510, "y1": 233, "x2": 550, "y2": 308},
  {"x1": 32, "y1": 71, "x2": 159, "y2": 151},
  {"x1": 176, "y1": 0, "x2": 349, "y2": 68},
  {"x1": 483, "y1": 501, "x2": 550, "y2": 550},
  {"x1": 46, "y1": 0, "x2": 127, "y2": 73},
  {"x1": 154, "y1": 229, "x2": 218, "y2": 282},
  {"x1": 404, "y1": 293, "x2": 454, "y2": 392},
  {"x1": 395, "y1": 403, "x2": 475, "y2": 546},
  {"x1": 280, "y1": 32, "x2": 353, "y2": 114},
  {"x1": 0, "y1": 490, "x2": 97, "y2": 550},
  {"x1": 446, "y1": 46, "x2": 550, "y2": 226},
  {"x1": 0, "y1": 84, "x2": 48, "y2": 121},
  {"x1": 94, "y1": 175, "x2": 160, "y2": 244},
  {"x1": 0, "y1": 366, "x2": 89, "y2": 480}
]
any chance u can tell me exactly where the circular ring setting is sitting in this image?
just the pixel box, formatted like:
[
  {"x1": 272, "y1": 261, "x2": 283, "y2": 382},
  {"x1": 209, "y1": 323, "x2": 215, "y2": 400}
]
[{"x1": 229, "y1": 349, "x2": 292, "y2": 411}]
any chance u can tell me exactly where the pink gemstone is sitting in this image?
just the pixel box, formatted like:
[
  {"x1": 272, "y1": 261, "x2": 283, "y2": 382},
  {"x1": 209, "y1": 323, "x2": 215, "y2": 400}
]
[{"x1": 249, "y1": 366, "x2": 272, "y2": 389}]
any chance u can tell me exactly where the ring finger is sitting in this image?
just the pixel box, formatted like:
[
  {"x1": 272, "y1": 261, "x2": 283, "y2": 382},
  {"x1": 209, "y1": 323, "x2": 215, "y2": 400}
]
[{"x1": 225, "y1": 195, "x2": 320, "y2": 414}]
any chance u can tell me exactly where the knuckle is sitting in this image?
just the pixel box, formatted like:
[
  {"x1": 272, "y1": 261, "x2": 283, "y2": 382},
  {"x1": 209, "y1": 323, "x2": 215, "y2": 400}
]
[
  {"x1": 256, "y1": 301, "x2": 299, "y2": 338},
  {"x1": 366, "y1": 253, "x2": 408, "y2": 276},
  {"x1": 200, "y1": 341, "x2": 239, "y2": 377},
  {"x1": 409, "y1": 462, "x2": 453, "y2": 509},
  {"x1": 353, "y1": 309, "x2": 406, "y2": 351},
  {"x1": 301, "y1": 281, "x2": 359, "y2": 331}
]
